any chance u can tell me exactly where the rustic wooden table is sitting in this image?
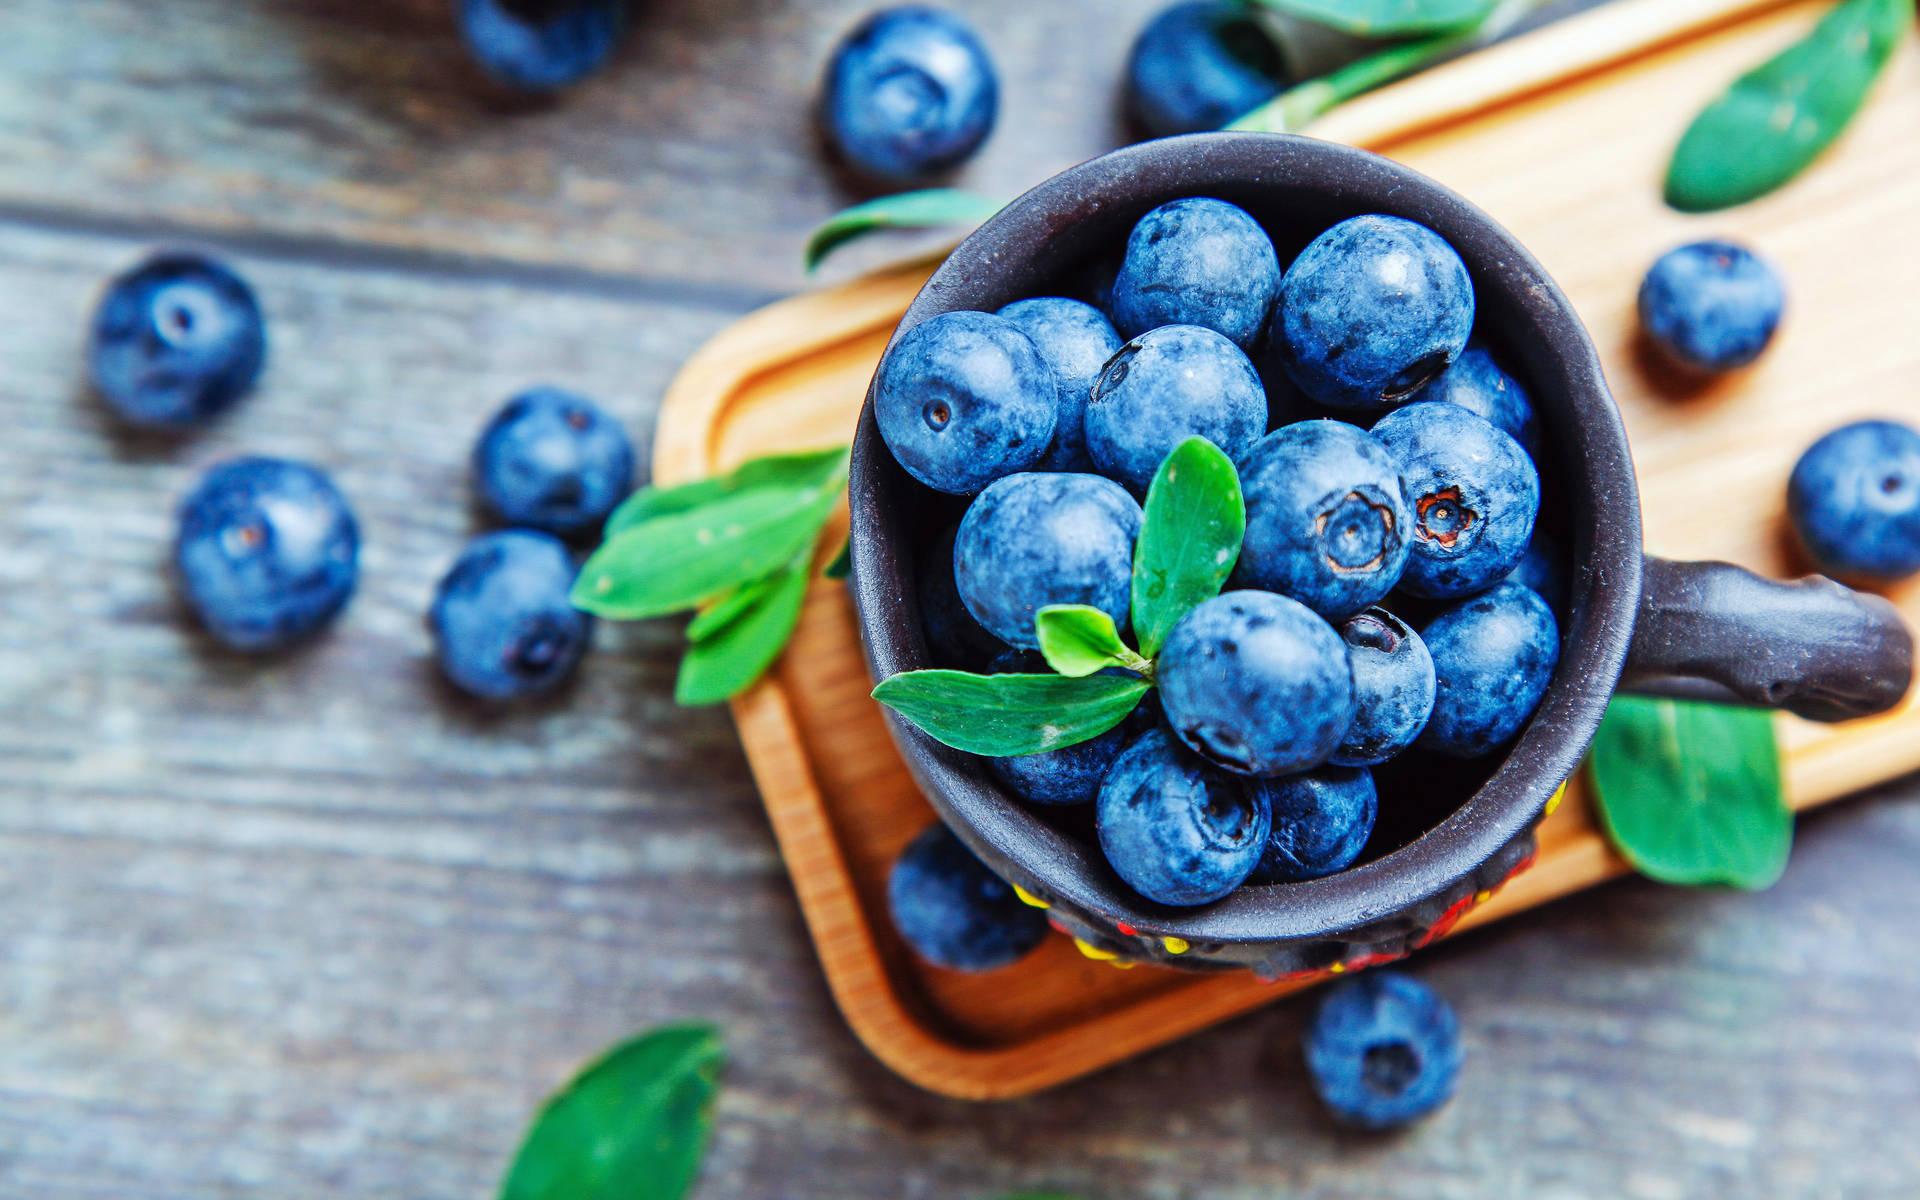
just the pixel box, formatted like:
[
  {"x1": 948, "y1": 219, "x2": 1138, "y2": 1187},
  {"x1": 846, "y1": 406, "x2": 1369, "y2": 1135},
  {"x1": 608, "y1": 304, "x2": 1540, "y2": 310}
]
[{"x1": 4, "y1": 2, "x2": 1916, "y2": 1197}]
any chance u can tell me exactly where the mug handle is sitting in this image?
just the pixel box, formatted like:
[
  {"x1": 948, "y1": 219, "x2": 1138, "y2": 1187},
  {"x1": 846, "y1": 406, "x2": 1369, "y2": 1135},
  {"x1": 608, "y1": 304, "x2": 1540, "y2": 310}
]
[{"x1": 1620, "y1": 557, "x2": 1913, "y2": 722}]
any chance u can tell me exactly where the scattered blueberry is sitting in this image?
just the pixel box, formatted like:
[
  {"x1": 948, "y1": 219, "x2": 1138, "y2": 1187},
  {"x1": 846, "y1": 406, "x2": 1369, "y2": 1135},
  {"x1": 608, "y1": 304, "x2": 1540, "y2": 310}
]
[
  {"x1": 874, "y1": 310, "x2": 1057, "y2": 495},
  {"x1": 888, "y1": 823, "x2": 1048, "y2": 970},
  {"x1": 1332, "y1": 608, "x2": 1435, "y2": 767},
  {"x1": 1111, "y1": 197, "x2": 1280, "y2": 348},
  {"x1": 1085, "y1": 324, "x2": 1267, "y2": 494},
  {"x1": 954, "y1": 472, "x2": 1141, "y2": 648},
  {"x1": 1245, "y1": 765, "x2": 1377, "y2": 884},
  {"x1": 1372, "y1": 402, "x2": 1539, "y2": 599},
  {"x1": 430, "y1": 530, "x2": 593, "y2": 701},
  {"x1": 1274, "y1": 214, "x2": 1474, "y2": 412},
  {"x1": 174, "y1": 457, "x2": 358, "y2": 652},
  {"x1": 88, "y1": 252, "x2": 266, "y2": 429},
  {"x1": 996, "y1": 297, "x2": 1123, "y2": 472},
  {"x1": 1419, "y1": 582, "x2": 1558, "y2": 759},
  {"x1": 1237, "y1": 420, "x2": 1412, "y2": 620},
  {"x1": 1305, "y1": 971, "x2": 1462, "y2": 1130},
  {"x1": 820, "y1": 6, "x2": 998, "y2": 182},
  {"x1": 991, "y1": 723, "x2": 1132, "y2": 807},
  {"x1": 473, "y1": 387, "x2": 635, "y2": 537},
  {"x1": 1421, "y1": 342, "x2": 1541, "y2": 461},
  {"x1": 1096, "y1": 728, "x2": 1273, "y2": 906},
  {"x1": 1156, "y1": 590, "x2": 1356, "y2": 777},
  {"x1": 1125, "y1": 1, "x2": 1288, "y2": 138},
  {"x1": 457, "y1": 0, "x2": 629, "y2": 91},
  {"x1": 1638, "y1": 239, "x2": 1785, "y2": 372},
  {"x1": 1788, "y1": 419, "x2": 1920, "y2": 580},
  {"x1": 919, "y1": 523, "x2": 1006, "y2": 667},
  {"x1": 1504, "y1": 527, "x2": 1567, "y2": 612}
]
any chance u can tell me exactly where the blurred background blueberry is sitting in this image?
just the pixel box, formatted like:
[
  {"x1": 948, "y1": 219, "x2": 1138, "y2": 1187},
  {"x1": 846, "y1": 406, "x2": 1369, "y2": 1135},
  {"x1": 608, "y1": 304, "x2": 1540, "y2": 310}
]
[
  {"x1": 457, "y1": 0, "x2": 630, "y2": 91},
  {"x1": 431, "y1": 529, "x2": 593, "y2": 701},
  {"x1": 1789, "y1": 419, "x2": 1920, "y2": 581},
  {"x1": 1638, "y1": 239, "x2": 1785, "y2": 372},
  {"x1": 1305, "y1": 971, "x2": 1462, "y2": 1129},
  {"x1": 1125, "y1": 1, "x2": 1289, "y2": 138},
  {"x1": 888, "y1": 823, "x2": 1048, "y2": 970},
  {"x1": 820, "y1": 6, "x2": 998, "y2": 183},
  {"x1": 89, "y1": 252, "x2": 265, "y2": 430},
  {"x1": 473, "y1": 387, "x2": 635, "y2": 538}
]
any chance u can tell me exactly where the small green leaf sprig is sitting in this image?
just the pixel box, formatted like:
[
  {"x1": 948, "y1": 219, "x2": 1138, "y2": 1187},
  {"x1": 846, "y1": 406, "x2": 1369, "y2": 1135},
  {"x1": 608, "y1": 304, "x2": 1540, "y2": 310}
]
[
  {"x1": 874, "y1": 437, "x2": 1243, "y2": 758},
  {"x1": 572, "y1": 446, "x2": 850, "y2": 705},
  {"x1": 1664, "y1": 0, "x2": 1913, "y2": 213}
]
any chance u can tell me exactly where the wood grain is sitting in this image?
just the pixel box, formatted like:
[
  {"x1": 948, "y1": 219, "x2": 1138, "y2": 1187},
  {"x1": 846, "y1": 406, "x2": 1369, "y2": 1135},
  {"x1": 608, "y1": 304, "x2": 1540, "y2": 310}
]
[{"x1": 6, "y1": 0, "x2": 1920, "y2": 1196}]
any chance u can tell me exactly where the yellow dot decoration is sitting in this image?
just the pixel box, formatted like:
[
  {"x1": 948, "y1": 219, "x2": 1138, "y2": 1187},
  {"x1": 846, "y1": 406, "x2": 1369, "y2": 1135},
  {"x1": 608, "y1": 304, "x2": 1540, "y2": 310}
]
[
  {"x1": 1074, "y1": 938, "x2": 1120, "y2": 961},
  {"x1": 1475, "y1": 890, "x2": 1493, "y2": 905},
  {"x1": 1329, "y1": 962, "x2": 1347, "y2": 974},
  {"x1": 1162, "y1": 936, "x2": 1190, "y2": 955},
  {"x1": 1545, "y1": 780, "x2": 1569, "y2": 817},
  {"x1": 1012, "y1": 885, "x2": 1050, "y2": 909},
  {"x1": 1108, "y1": 959, "x2": 1136, "y2": 970}
]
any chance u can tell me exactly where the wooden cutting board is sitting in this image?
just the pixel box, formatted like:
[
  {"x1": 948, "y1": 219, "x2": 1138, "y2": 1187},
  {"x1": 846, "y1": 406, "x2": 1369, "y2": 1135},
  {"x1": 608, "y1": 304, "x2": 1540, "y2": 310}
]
[{"x1": 649, "y1": 0, "x2": 1920, "y2": 1100}]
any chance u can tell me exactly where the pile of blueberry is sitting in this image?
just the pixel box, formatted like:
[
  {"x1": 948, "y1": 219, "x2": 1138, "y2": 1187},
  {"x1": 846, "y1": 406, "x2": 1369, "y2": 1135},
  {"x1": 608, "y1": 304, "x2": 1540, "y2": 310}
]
[
  {"x1": 89, "y1": 251, "x2": 634, "y2": 700},
  {"x1": 876, "y1": 195, "x2": 1562, "y2": 922}
]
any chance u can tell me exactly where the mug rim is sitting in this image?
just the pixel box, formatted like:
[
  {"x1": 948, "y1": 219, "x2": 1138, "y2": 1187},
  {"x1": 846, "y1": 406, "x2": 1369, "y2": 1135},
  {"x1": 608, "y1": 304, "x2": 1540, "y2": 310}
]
[{"x1": 849, "y1": 132, "x2": 1643, "y2": 943}]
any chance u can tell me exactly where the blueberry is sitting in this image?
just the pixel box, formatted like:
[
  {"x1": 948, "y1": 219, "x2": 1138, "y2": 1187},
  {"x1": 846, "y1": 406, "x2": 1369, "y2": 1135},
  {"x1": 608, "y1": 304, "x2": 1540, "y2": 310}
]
[
  {"x1": 1333, "y1": 608, "x2": 1435, "y2": 767},
  {"x1": 820, "y1": 6, "x2": 997, "y2": 182},
  {"x1": 954, "y1": 472, "x2": 1141, "y2": 648},
  {"x1": 457, "y1": 0, "x2": 628, "y2": 91},
  {"x1": 1156, "y1": 590, "x2": 1356, "y2": 777},
  {"x1": 1096, "y1": 728, "x2": 1272, "y2": 906},
  {"x1": 1305, "y1": 971, "x2": 1462, "y2": 1130},
  {"x1": 1085, "y1": 324, "x2": 1267, "y2": 494},
  {"x1": 1111, "y1": 197, "x2": 1280, "y2": 348},
  {"x1": 1245, "y1": 765, "x2": 1376, "y2": 884},
  {"x1": 430, "y1": 530, "x2": 593, "y2": 701},
  {"x1": 995, "y1": 297, "x2": 1123, "y2": 472},
  {"x1": 919, "y1": 523, "x2": 1006, "y2": 667},
  {"x1": 1372, "y1": 402, "x2": 1539, "y2": 599},
  {"x1": 1237, "y1": 421, "x2": 1412, "y2": 620},
  {"x1": 88, "y1": 252, "x2": 266, "y2": 429},
  {"x1": 174, "y1": 458, "x2": 358, "y2": 652},
  {"x1": 1419, "y1": 582, "x2": 1558, "y2": 759},
  {"x1": 1422, "y1": 342, "x2": 1541, "y2": 461},
  {"x1": 991, "y1": 723, "x2": 1132, "y2": 807},
  {"x1": 1638, "y1": 239, "x2": 1784, "y2": 372},
  {"x1": 1504, "y1": 527, "x2": 1566, "y2": 612},
  {"x1": 875, "y1": 310, "x2": 1057, "y2": 495},
  {"x1": 1788, "y1": 419, "x2": 1920, "y2": 580},
  {"x1": 888, "y1": 823, "x2": 1047, "y2": 970},
  {"x1": 1125, "y1": 1, "x2": 1288, "y2": 138},
  {"x1": 1274, "y1": 214, "x2": 1474, "y2": 412},
  {"x1": 473, "y1": 387, "x2": 635, "y2": 537}
]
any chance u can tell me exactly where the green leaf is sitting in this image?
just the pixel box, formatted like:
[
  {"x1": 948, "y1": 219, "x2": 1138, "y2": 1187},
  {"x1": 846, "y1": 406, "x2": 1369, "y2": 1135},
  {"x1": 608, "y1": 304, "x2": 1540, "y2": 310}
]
[
  {"x1": 1587, "y1": 695, "x2": 1790, "y2": 890},
  {"x1": 603, "y1": 446, "x2": 849, "y2": 540},
  {"x1": 1131, "y1": 437, "x2": 1245, "y2": 658},
  {"x1": 804, "y1": 188, "x2": 1004, "y2": 272},
  {"x1": 1034, "y1": 605, "x2": 1149, "y2": 679},
  {"x1": 872, "y1": 670, "x2": 1150, "y2": 756},
  {"x1": 1664, "y1": 0, "x2": 1912, "y2": 213},
  {"x1": 823, "y1": 537, "x2": 852, "y2": 581},
  {"x1": 1247, "y1": 0, "x2": 1495, "y2": 35},
  {"x1": 498, "y1": 1022, "x2": 723, "y2": 1200},
  {"x1": 675, "y1": 540, "x2": 816, "y2": 705},
  {"x1": 575, "y1": 457, "x2": 847, "y2": 621}
]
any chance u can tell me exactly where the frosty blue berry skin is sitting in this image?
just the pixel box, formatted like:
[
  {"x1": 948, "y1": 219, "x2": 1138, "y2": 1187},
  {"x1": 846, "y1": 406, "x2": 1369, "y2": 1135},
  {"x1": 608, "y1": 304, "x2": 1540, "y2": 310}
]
[
  {"x1": 1333, "y1": 608, "x2": 1435, "y2": 767},
  {"x1": 1084, "y1": 324, "x2": 1267, "y2": 495},
  {"x1": 457, "y1": 0, "x2": 629, "y2": 92},
  {"x1": 996, "y1": 296, "x2": 1123, "y2": 472},
  {"x1": 888, "y1": 823, "x2": 1047, "y2": 971},
  {"x1": 1638, "y1": 239, "x2": 1785, "y2": 372},
  {"x1": 1419, "y1": 583, "x2": 1559, "y2": 759},
  {"x1": 1422, "y1": 342, "x2": 1541, "y2": 462},
  {"x1": 89, "y1": 252, "x2": 266, "y2": 429},
  {"x1": 1096, "y1": 728, "x2": 1273, "y2": 906},
  {"x1": 1245, "y1": 765, "x2": 1377, "y2": 884},
  {"x1": 990, "y1": 723, "x2": 1132, "y2": 807},
  {"x1": 1788, "y1": 419, "x2": 1920, "y2": 581},
  {"x1": 473, "y1": 387, "x2": 635, "y2": 537},
  {"x1": 1156, "y1": 590, "x2": 1357, "y2": 778},
  {"x1": 1273, "y1": 214, "x2": 1474, "y2": 412},
  {"x1": 820, "y1": 6, "x2": 998, "y2": 182},
  {"x1": 1305, "y1": 971, "x2": 1462, "y2": 1129},
  {"x1": 1125, "y1": 1, "x2": 1288, "y2": 138},
  {"x1": 174, "y1": 458, "x2": 359, "y2": 652},
  {"x1": 1236, "y1": 421, "x2": 1413, "y2": 621},
  {"x1": 430, "y1": 530, "x2": 593, "y2": 701},
  {"x1": 1110, "y1": 197, "x2": 1281, "y2": 348},
  {"x1": 954, "y1": 472, "x2": 1141, "y2": 649},
  {"x1": 1372, "y1": 401, "x2": 1539, "y2": 600},
  {"x1": 874, "y1": 310, "x2": 1057, "y2": 496}
]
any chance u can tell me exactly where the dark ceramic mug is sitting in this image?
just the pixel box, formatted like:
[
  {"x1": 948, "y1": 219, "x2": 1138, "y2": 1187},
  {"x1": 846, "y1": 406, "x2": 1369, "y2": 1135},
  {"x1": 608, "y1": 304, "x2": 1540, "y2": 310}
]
[{"x1": 847, "y1": 134, "x2": 1913, "y2": 975}]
